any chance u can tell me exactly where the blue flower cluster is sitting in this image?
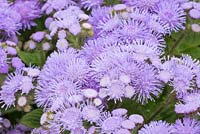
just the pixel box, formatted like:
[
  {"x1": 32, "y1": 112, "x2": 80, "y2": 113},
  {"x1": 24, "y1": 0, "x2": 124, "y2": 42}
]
[{"x1": 1, "y1": 0, "x2": 200, "y2": 134}]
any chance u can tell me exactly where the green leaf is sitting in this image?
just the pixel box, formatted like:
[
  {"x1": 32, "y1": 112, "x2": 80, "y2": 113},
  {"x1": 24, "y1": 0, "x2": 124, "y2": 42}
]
[
  {"x1": 17, "y1": 50, "x2": 46, "y2": 67},
  {"x1": 20, "y1": 109, "x2": 43, "y2": 128},
  {"x1": 104, "y1": 0, "x2": 121, "y2": 5},
  {"x1": 0, "y1": 106, "x2": 16, "y2": 115},
  {"x1": 114, "y1": 86, "x2": 179, "y2": 124},
  {"x1": 166, "y1": 29, "x2": 200, "y2": 59},
  {"x1": 0, "y1": 74, "x2": 6, "y2": 85}
]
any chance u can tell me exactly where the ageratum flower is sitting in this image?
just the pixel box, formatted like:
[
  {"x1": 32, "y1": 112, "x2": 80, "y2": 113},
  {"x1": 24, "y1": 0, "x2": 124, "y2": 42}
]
[
  {"x1": 11, "y1": 57, "x2": 24, "y2": 69},
  {"x1": 155, "y1": 0, "x2": 186, "y2": 32},
  {"x1": 139, "y1": 121, "x2": 174, "y2": 134},
  {"x1": 162, "y1": 55, "x2": 198, "y2": 96},
  {"x1": 89, "y1": 6, "x2": 112, "y2": 34},
  {"x1": 173, "y1": 118, "x2": 200, "y2": 134},
  {"x1": 0, "y1": 70, "x2": 34, "y2": 109},
  {"x1": 113, "y1": 19, "x2": 152, "y2": 43},
  {"x1": 36, "y1": 79, "x2": 81, "y2": 111},
  {"x1": 146, "y1": 14, "x2": 170, "y2": 34},
  {"x1": 96, "y1": 112, "x2": 125, "y2": 134},
  {"x1": 0, "y1": 47, "x2": 8, "y2": 74},
  {"x1": 96, "y1": 109, "x2": 135, "y2": 134},
  {"x1": 175, "y1": 92, "x2": 200, "y2": 114},
  {"x1": 97, "y1": 14, "x2": 121, "y2": 36},
  {"x1": 81, "y1": 37, "x2": 119, "y2": 63},
  {"x1": 35, "y1": 49, "x2": 90, "y2": 110},
  {"x1": 80, "y1": 102, "x2": 102, "y2": 123},
  {"x1": 81, "y1": 0, "x2": 104, "y2": 10},
  {"x1": 91, "y1": 47, "x2": 162, "y2": 103},
  {"x1": 9, "y1": 124, "x2": 31, "y2": 134},
  {"x1": 38, "y1": 48, "x2": 89, "y2": 84},
  {"x1": 49, "y1": 6, "x2": 84, "y2": 36},
  {"x1": 12, "y1": 0, "x2": 42, "y2": 30},
  {"x1": 122, "y1": 0, "x2": 160, "y2": 11},
  {"x1": 31, "y1": 127, "x2": 58, "y2": 134},
  {"x1": 52, "y1": 107, "x2": 83, "y2": 132},
  {"x1": 119, "y1": 39, "x2": 165, "y2": 62},
  {"x1": 42, "y1": 0, "x2": 76, "y2": 14},
  {"x1": 0, "y1": 2, "x2": 21, "y2": 38}
]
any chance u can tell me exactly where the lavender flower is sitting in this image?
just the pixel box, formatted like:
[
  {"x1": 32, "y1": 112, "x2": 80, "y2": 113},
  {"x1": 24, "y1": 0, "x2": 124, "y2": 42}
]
[
  {"x1": 81, "y1": 102, "x2": 102, "y2": 123},
  {"x1": 48, "y1": 7, "x2": 84, "y2": 36},
  {"x1": 175, "y1": 92, "x2": 200, "y2": 114},
  {"x1": 0, "y1": 70, "x2": 24, "y2": 108},
  {"x1": 97, "y1": 14, "x2": 121, "y2": 36},
  {"x1": 113, "y1": 19, "x2": 152, "y2": 43},
  {"x1": 0, "y1": 47, "x2": 8, "y2": 74},
  {"x1": 139, "y1": 121, "x2": 174, "y2": 134},
  {"x1": 52, "y1": 107, "x2": 83, "y2": 132},
  {"x1": 56, "y1": 39, "x2": 69, "y2": 51},
  {"x1": 36, "y1": 79, "x2": 81, "y2": 111},
  {"x1": 35, "y1": 49, "x2": 89, "y2": 110},
  {"x1": 90, "y1": 45, "x2": 162, "y2": 103},
  {"x1": 173, "y1": 118, "x2": 200, "y2": 134},
  {"x1": 81, "y1": 0, "x2": 103, "y2": 10},
  {"x1": 42, "y1": 0, "x2": 76, "y2": 14},
  {"x1": 189, "y1": 9, "x2": 200, "y2": 19},
  {"x1": 0, "y1": 2, "x2": 21, "y2": 38},
  {"x1": 155, "y1": 0, "x2": 186, "y2": 32},
  {"x1": 12, "y1": 0, "x2": 42, "y2": 30},
  {"x1": 96, "y1": 112, "x2": 125, "y2": 134},
  {"x1": 161, "y1": 55, "x2": 198, "y2": 96},
  {"x1": 0, "y1": 70, "x2": 34, "y2": 109},
  {"x1": 31, "y1": 31, "x2": 46, "y2": 43},
  {"x1": 122, "y1": 0, "x2": 160, "y2": 11},
  {"x1": 89, "y1": 6, "x2": 112, "y2": 34}
]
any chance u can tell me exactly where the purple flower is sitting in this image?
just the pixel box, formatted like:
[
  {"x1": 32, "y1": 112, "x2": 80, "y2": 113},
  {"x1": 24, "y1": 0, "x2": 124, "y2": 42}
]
[
  {"x1": 161, "y1": 55, "x2": 198, "y2": 96},
  {"x1": 0, "y1": 70, "x2": 24, "y2": 108},
  {"x1": 38, "y1": 49, "x2": 89, "y2": 85},
  {"x1": 96, "y1": 112, "x2": 125, "y2": 134},
  {"x1": 53, "y1": 107, "x2": 83, "y2": 132},
  {"x1": 89, "y1": 6, "x2": 112, "y2": 32},
  {"x1": 9, "y1": 124, "x2": 31, "y2": 134},
  {"x1": 0, "y1": 47, "x2": 8, "y2": 74},
  {"x1": 122, "y1": 0, "x2": 160, "y2": 11},
  {"x1": 49, "y1": 7, "x2": 83, "y2": 36},
  {"x1": 56, "y1": 39, "x2": 69, "y2": 51},
  {"x1": 35, "y1": 49, "x2": 90, "y2": 110},
  {"x1": 173, "y1": 118, "x2": 200, "y2": 134},
  {"x1": 90, "y1": 45, "x2": 162, "y2": 103},
  {"x1": 81, "y1": 37, "x2": 119, "y2": 63},
  {"x1": 119, "y1": 39, "x2": 165, "y2": 62},
  {"x1": 42, "y1": 0, "x2": 76, "y2": 14},
  {"x1": 31, "y1": 31, "x2": 46, "y2": 43},
  {"x1": 11, "y1": 57, "x2": 25, "y2": 69},
  {"x1": 97, "y1": 14, "x2": 121, "y2": 36},
  {"x1": 81, "y1": 0, "x2": 103, "y2": 10},
  {"x1": 0, "y1": 3, "x2": 21, "y2": 38},
  {"x1": 155, "y1": 0, "x2": 186, "y2": 32},
  {"x1": 5, "y1": 46, "x2": 17, "y2": 55},
  {"x1": 12, "y1": 0, "x2": 42, "y2": 30},
  {"x1": 35, "y1": 78, "x2": 81, "y2": 111},
  {"x1": 81, "y1": 102, "x2": 102, "y2": 123},
  {"x1": 0, "y1": 70, "x2": 34, "y2": 109},
  {"x1": 175, "y1": 92, "x2": 200, "y2": 114},
  {"x1": 189, "y1": 9, "x2": 200, "y2": 19},
  {"x1": 113, "y1": 19, "x2": 152, "y2": 43},
  {"x1": 139, "y1": 121, "x2": 174, "y2": 134},
  {"x1": 31, "y1": 127, "x2": 54, "y2": 134}
]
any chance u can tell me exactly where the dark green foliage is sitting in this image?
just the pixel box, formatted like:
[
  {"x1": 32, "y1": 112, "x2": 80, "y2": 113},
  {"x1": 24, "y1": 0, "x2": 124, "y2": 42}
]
[{"x1": 20, "y1": 109, "x2": 43, "y2": 128}]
